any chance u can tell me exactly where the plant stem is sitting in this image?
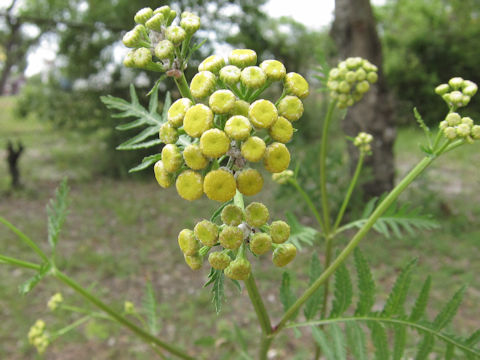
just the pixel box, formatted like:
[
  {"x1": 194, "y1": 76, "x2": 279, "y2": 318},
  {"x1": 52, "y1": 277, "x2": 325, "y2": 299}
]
[
  {"x1": 50, "y1": 315, "x2": 91, "y2": 341},
  {"x1": 289, "y1": 179, "x2": 323, "y2": 229},
  {"x1": 259, "y1": 336, "x2": 274, "y2": 360},
  {"x1": 333, "y1": 151, "x2": 365, "y2": 230},
  {"x1": 244, "y1": 274, "x2": 272, "y2": 336},
  {"x1": 274, "y1": 155, "x2": 436, "y2": 333},
  {"x1": 174, "y1": 73, "x2": 194, "y2": 102},
  {"x1": 0, "y1": 254, "x2": 41, "y2": 271},
  {"x1": 54, "y1": 269, "x2": 194, "y2": 360}
]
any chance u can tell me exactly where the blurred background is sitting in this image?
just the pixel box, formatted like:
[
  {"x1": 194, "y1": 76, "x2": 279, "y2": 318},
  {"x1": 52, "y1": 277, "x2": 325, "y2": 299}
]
[{"x1": 1, "y1": 0, "x2": 479, "y2": 359}]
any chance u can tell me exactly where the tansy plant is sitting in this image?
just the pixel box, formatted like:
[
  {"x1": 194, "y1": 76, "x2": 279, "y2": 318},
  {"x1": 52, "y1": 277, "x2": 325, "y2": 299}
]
[{"x1": 1, "y1": 6, "x2": 479, "y2": 360}]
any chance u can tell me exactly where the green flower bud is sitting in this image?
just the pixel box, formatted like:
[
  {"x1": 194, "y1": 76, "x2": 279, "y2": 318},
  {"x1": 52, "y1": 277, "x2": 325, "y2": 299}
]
[
  {"x1": 260, "y1": 60, "x2": 286, "y2": 81},
  {"x1": 462, "y1": 81, "x2": 477, "y2": 97},
  {"x1": 47, "y1": 293, "x2": 63, "y2": 311},
  {"x1": 449, "y1": 91, "x2": 463, "y2": 105},
  {"x1": 439, "y1": 120, "x2": 448, "y2": 130},
  {"x1": 145, "y1": 13, "x2": 164, "y2": 32},
  {"x1": 166, "y1": 25, "x2": 186, "y2": 44},
  {"x1": 264, "y1": 142, "x2": 291, "y2": 173},
  {"x1": 209, "y1": 90, "x2": 236, "y2": 114},
  {"x1": 338, "y1": 81, "x2": 351, "y2": 93},
  {"x1": 329, "y1": 68, "x2": 341, "y2": 80},
  {"x1": 345, "y1": 71, "x2": 356, "y2": 83},
  {"x1": 199, "y1": 55, "x2": 226, "y2": 74},
  {"x1": 272, "y1": 243, "x2": 297, "y2": 267},
  {"x1": 154, "y1": 160, "x2": 174, "y2": 188},
  {"x1": 366, "y1": 71, "x2": 378, "y2": 84},
  {"x1": 445, "y1": 112, "x2": 461, "y2": 126},
  {"x1": 123, "y1": 51, "x2": 136, "y2": 68},
  {"x1": 356, "y1": 80, "x2": 370, "y2": 94},
  {"x1": 159, "y1": 122, "x2": 179, "y2": 144},
  {"x1": 240, "y1": 66, "x2": 267, "y2": 88},
  {"x1": 155, "y1": 39, "x2": 174, "y2": 59},
  {"x1": 269, "y1": 116, "x2": 293, "y2": 143},
  {"x1": 219, "y1": 65, "x2": 241, "y2": 85},
  {"x1": 230, "y1": 99, "x2": 250, "y2": 117},
  {"x1": 461, "y1": 117, "x2": 474, "y2": 127},
  {"x1": 178, "y1": 229, "x2": 200, "y2": 255},
  {"x1": 346, "y1": 57, "x2": 362, "y2": 69},
  {"x1": 183, "y1": 104, "x2": 214, "y2": 137},
  {"x1": 123, "y1": 29, "x2": 142, "y2": 48},
  {"x1": 183, "y1": 144, "x2": 209, "y2": 170},
  {"x1": 194, "y1": 220, "x2": 219, "y2": 246},
  {"x1": 134, "y1": 8, "x2": 153, "y2": 24},
  {"x1": 250, "y1": 233, "x2": 272, "y2": 255},
  {"x1": 190, "y1": 71, "x2": 217, "y2": 99},
  {"x1": 221, "y1": 204, "x2": 244, "y2": 226},
  {"x1": 162, "y1": 144, "x2": 183, "y2": 173},
  {"x1": 236, "y1": 168, "x2": 263, "y2": 196},
  {"x1": 272, "y1": 169, "x2": 294, "y2": 184},
  {"x1": 284, "y1": 72, "x2": 309, "y2": 99},
  {"x1": 443, "y1": 127, "x2": 457, "y2": 140},
  {"x1": 176, "y1": 170, "x2": 204, "y2": 201},
  {"x1": 200, "y1": 129, "x2": 230, "y2": 158},
  {"x1": 241, "y1": 136, "x2": 266, "y2": 162},
  {"x1": 225, "y1": 115, "x2": 252, "y2": 140},
  {"x1": 277, "y1": 96, "x2": 304, "y2": 122},
  {"x1": 355, "y1": 68, "x2": 367, "y2": 81},
  {"x1": 204, "y1": 169, "x2": 237, "y2": 202},
  {"x1": 245, "y1": 202, "x2": 269, "y2": 228},
  {"x1": 449, "y1": 77, "x2": 464, "y2": 90},
  {"x1": 225, "y1": 257, "x2": 251, "y2": 280},
  {"x1": 435, "y1": 83, "x2": 450, "y2": 95},
  {"x1": 471, "y1": 125, "x2": 480, "y2": 139},
  {"x1": 184, "y1": 253, "x2": 203, "y2": 270},
  {"x1": 461, "y1": 95, "x2": 471, "y2": 106},
  {"x1": 168, "y1": 98, "x2": 192, "y2": 127},
  {"x1": 228, "y1": 49, "x2": 257, "y2": 68},
  {"x1": 269, "y1": 220, "x2": 290, "y2": 244},
  {"x1": 456, "y1": 123, "x2": 471, "y2": 137},
  {"x1": 208, "y1": 251, "x2": 231, "y2": 270},
  {"x1": 219, "y1": 225, "x2": 244, "y2": 249},
  {"x1": 154, "y1": 6, "x2": 170, "y2": 17},
  {"x1": 124, "y1": 301, "x2": 135, "y2": 314},
  {"x1": 249, "y1": 99, "x2": 278, "y2": 128},
  {"x1": 180, "y1": 13, "x2": 200, "y2": 34},
  {"x1": 134, "y1": 47, "x2": 153, "y2": 68}
]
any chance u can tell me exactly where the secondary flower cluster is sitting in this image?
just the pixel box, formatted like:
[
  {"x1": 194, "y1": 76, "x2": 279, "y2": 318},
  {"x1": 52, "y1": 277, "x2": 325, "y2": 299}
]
[
  {"x1": 435, "y1": 77, "x2": 478, "y2": 110},
  {"x1": 440, "y1": 112, "x2": 480, "y2": 142},
  {"x1": 122, "y1": 6, "x2": 200, "y2": 75},
  {"x1": 154, "y1": 49, "x2": 309, "y2": 202},
  {"x1": 28, "y1": 320, "x2": 49, "y2": 354},
  {"x1": 353, "y1": 132, "x2": 374, "y2": 153},
  {"x1": 327, "y1": 57, "x2": 378, "y2": 108},
  {"x1": 178, "y1": 202, "x2": 297, "y2": 280}
]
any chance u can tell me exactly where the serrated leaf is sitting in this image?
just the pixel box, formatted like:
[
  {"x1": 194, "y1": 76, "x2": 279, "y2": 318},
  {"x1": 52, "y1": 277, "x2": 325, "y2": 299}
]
[
  {"x1": 382, "y1": 258, "x2": 417, "y2": 316},
  {"x1": 361, "y1": 196, "x2": 378, "y2": 218},
  {"x1": 346, "y1": 322, "x2": 367, "y2": 360},
  {"x1": 19, "y1": 264, "x2": 50, "y2": 295},
  {"x1": 466, "y1": 329, "x2": 480, "y2": 346},
  {"x1": 354, "y1": 248, "x2": 375, "y2": 316},
  {"x1": 116, "y1": 126, "x2": 160, "y2": 150},
  {"x1": 393, "y1": 324, "x2": 406, "y2": 360},
  {"x1": 304, "y1": 254, "x2": 323, "y2": 320},
  {"x1": 230, "y1": 279, "x2": 242, "y2": 293},
  {"x1": 368, "y1": 322, "x2": 389, "y2": 360},
  {"x1": 142, "y1": 281, "x2": 159, "y2": 335},
  {"x1": 330, "y1": 324, "x2": 346, "y2": 360},
  {"x1": 212, "y1": 270, "x2": 225, "y2": 314},
  {"x1": 433, "y1": 286, "x2": 466, "y2": 330},
  {"x1": 312, "y1": 327, "x2": 336, "y2": 360},
  {"x1": 115, "y1": 118, "x2": 147, "y2": 131},
  {"x1": 409, "y1": 276, "x2": 431, "y2": 321},
  {"x1": 47, "y1": 178, "x2": 69, "y2": 251},
  {"x1": 129, "y1": 83, "x2": 139, "y2": 104},
  {"x1": 330, "y1": 262, "x2": 352, "y2": 317},
  {"x1": 280, "y1": 272, "x2": 298, "y2": 318},
  {"x1": 161, "y1": 91, "x2": 171, "y2": 120},
  {"x1": 118, "y1": 139, "x2": 163, "y2": 151},
  {"x1": 286, "y1": 212, "x2": 319, "y2": 250},
  {"x1": 128, "y1": 153, "x2": 162, "y2": 173},
  {"x1": 445, "y1": 343, "x2": 455, "y2": 360},
  {"x1": 148, "y1": 86, "x2": 159, "y2": 114},
  {"x1": 416, "y1": 334, "x2": 435, "y2": 360}
]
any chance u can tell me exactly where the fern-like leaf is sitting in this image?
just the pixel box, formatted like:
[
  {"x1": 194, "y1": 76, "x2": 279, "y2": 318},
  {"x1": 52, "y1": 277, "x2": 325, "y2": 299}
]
[
  {"x1": 142, "y1": 281, "x2": 159, "y2": 335},
  {"x1": 47, "y1": 178, "x2": 69, "y2": 252},
  {"x1": 369, "y1": 322, "x2": 390, "y2": 360},
  {"x1": 330, "y1": 262, "x2": 352, "y2": 317},
  {"x1": 204, "y1": 269, "x2": 225, "y2": 314},
  {"x1": 416, "y1": 334, "x2": 435, "y2": 360},
  {"x1": 392, "y1": 324, "x2": 406, "y2": 360},
  {"x1": 312, "y1": 327, "x2": 336, "y2": 360},
  {"x1": 432, "y1": 286, "x2": 466, "y2": 330},
  {"x1": 409, "y1": 275, "x2": 431, "y2": 321},
  {"x1": 304, "y1": 254, "x2": 323, "y2": 320},
  {"x1": 354, "y1": 248, "x2": 375, "y2": 316},
  {"x1": 382, "y1": 258, "x2": 417, "y2": 316},
  {"x1": 346, "y1": 322, "x2": 367, "y2": 360},
  {"x1": 286, "y1": 212, "x2": 319, "y2": 250},
  {"x1": 330, "y1": 324, "x2": 347, "y2": 360},
  {"x1": 280, "y1": 272, "x2": 298, "y2": 319}
]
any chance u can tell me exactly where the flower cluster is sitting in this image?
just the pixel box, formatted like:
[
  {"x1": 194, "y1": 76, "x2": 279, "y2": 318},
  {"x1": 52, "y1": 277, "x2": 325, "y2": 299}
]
[
  {"x1": 28, "y1": 319, "x2": 49, "y2": 354},
  {"x1": 122, "y1": 6, "x2": 200, "y2": 75},
  {"x1": 435, "y1": 77, "x2": 478, "y2": 110},
  {"x1": 47, "y1": 292, "x2": 63, "y2": 311},
  {"x1": 327, "y1": 57, "x2": 378, "y2": 109},
  {"x1": 440, "y1": 112, "x2": 480, "y2": 142},
  {"x1": 154, "y1": 49, "x2": 309, "y2": 202},
  {"x1": 177, "y1": 202, "x2": 297, "y2": 279},
  {"x1": 353, "y1": 132, "x2": 374, "y2": 153}
]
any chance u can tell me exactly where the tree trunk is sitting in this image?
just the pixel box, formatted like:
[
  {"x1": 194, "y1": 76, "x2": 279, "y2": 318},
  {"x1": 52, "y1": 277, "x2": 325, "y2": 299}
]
[
  {"x1": 7, "y1": 140, "x2": 24, "y2": 188},
  {"x1": 331, "y1": 0, "x2": 396, "y2": 197}
]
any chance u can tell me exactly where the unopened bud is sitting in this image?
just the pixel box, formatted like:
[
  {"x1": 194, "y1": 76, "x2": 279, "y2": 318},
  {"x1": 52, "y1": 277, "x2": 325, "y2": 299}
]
[
  {"x1": 221, "y1": 204, "x2": 244, "y2": 226},
  {"x1": 224, "y1": 257, "x2": 251, "y2": 280},
  {"x1": 272, "y1": 243, "x2": 297, "y2": 267}
]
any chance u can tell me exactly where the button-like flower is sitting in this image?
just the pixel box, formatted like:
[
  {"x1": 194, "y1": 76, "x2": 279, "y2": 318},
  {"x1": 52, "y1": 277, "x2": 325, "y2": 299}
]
[
  {"x1": 203, "y1": 169, "x2": 236, "y2": 202},
  {"x1": 176, "y1": 170, "x2": 203, "y2": 201}
]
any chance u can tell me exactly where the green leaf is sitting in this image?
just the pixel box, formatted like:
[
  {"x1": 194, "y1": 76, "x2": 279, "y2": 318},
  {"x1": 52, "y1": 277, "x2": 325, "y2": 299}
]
[
  {"x1": 142, "y1": 281, "x2": 159, "y2": 335},
  {"x1": 445, "y1": 343, "x2": 455, "y2": 360},
  {"x1": 128, "y1": 153, "x2": 162, "y2": 173},
  {"x1": 147, "y1": 76, "x2": 167, "y2": 97},
  {"x1": 466, "y1": 329, "x2": 480, "y2": 346},
  {"x1": 304, "y1": 254, "x2": 323, "y2": 320},
  {"x1": 409, "y1": 275, "x2": 431, "y2": 321},
  {"x1": 116, "y1": 126, "x2": 161, "y2": 150},
  {"x1": 433, "y1": 286, "x2": 466, "y2": 330},
  {"x1": 286, "y1": 212, "x2": 319, "y2": 250},
  {"x1": 354, "y1": 248, "x2": 375, "y2": 316},
  {"x1": 368, "y1": 322, "x2": 390, "y2": 360},
  {"x1": 382, "y1": 258, "x2": 417, "y2": 316},
  {"x1": 330, "y1": 324, "x2": 346, "y2": 360},
  {"x1": 212, "y1": 270, "x2": 225, "y2": 314},
  {"x1": 280, "y1": 272, "x2": 297, "y2": 318},
  {"x1": 129, "y1": 83, "x2": 139, "y2": 105},
  {"x1": 47, "y1": 178, "x2": 69, "y2": 252},
  {"x1": 312, "y1": 327, "x2": 336, "y2": 360},
  {"x1": 330, "y1": 261, "x2": 352, "y2": 317},
  {"x1": 392, "y1": 324, "x2": 406, "y2": 360},
  {"x1": 345, "y1": 322, "x2": 367, "y2": 360},
  {"x1": 115, "y1": 118, "x2": 147, "y2": 131},
  {"x1": 19, "y1": 263, "x2": 50, "y2": 295},
  {"x1": 161, "y1": 91, "x2": 172, "y2": 120},
  {"x1": 416, "y1": 334, "x2": 435, "y2": 360}
]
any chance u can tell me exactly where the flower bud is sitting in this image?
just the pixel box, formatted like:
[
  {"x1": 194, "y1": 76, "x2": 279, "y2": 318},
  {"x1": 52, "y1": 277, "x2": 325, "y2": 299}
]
[
  {"x1": 241, "y1": 66, "x2": 267, "y2": 89},
  {"x1": 443, "y1": 127, "x2": 457, "y2": 140},
  {"x1": 190, "y1": 71, "x2": 217, "y2": 99},
  {"x1": 264, "y1": 142, "x2": 291, "y2": 173},
  {"x1": 123, "y1": 29, "x2": 142, "y2": 48},
  {"x1": 230, "y1": 99, "x2": 250, "y2": 117},
  {"x1": 124, "y1": 301, "x2": 135, "y2": 314},
  {"x1": 462, "y1": 82, "x2": 477, "y2": 97},
  {"x1": 176, "y1": 170, "x2": 204, "y2": 201},
  {"x1": 269, "y1": 116, "x2": 294, "y2": 143},
  {"x1": 249, "y1": 99, "x2": 278, "y2": 128},
  {"x1": 461, "y1": 117, "x2": 474, "y2": 127},
  {"x1": 345, "y1": 71, "x2": 356, "y2": 83},
  {"x1": 219, "y1": 226, "x2": 244, "y2": 249},
  {"x1": 445, "y1": 112, "x2": 461, "y2": 126},
  {"x1": 284, "y1": 72, "x2": 309, "y2": 99},
  {"x1": 241, "y1": 136, "x2": 266, "y2": 162},
  {"x1": 448, "y1": 77, "x2": 464, "y2": 90},
  {"x1": 154, "y1": 6, "x2": 170, "y2": 17},
  {"x1": 166, "y1": 25, "x2": 186, "y2": 44},
  {"x1": 183, "y1": 144, "x2": 209, "y2": 170},
  {"x1": 219, "y1": 65, "x2": 241, "y2": 85},
  {"x1": 356, "y1": 80, "x2": 370, "y2": 94},
  {"x1": 272, "y1": 243, "x2": 297, "y2": 267},
  {"x1": 209, "y1": 90, "x2": 236, "y2": 114},
  {"x1": 277, "y1": 96, "x2": 304, "y2": 122},
  {"x1": 155, "y1": 39, "x2": 174, "y2": 59},
  {"x1": 228, "y1": 49, "x2": 257, "y2": 68},
  {"x1": 194, "y1": 220, "x2": 219, "y2": 246},
  {"x1": 178, "y1": 229, "x2": 200, "y2": 255},
  {"x1": 200, "y1": 129, "x2": 230, "y2": 158},
  {"x1": 184, "y1": 253, "x2": 203, "y2": 270},
  {"x1": 225, "y1": 115, "x2": 252, "y2": 140},
  {"x1": 123, "y1": 51, "x2": 136, "y2": 67},
  {"x1": 245, "y1": 202, "x2": 269, "y2": 228},
  {"x1": 199, "y1": 55, "x2": 225, "y2": 74},
  {"x1": 355, "y1": 68, "x2": 367, "y2": 81},
  {"x1": 272, "y1": 169, "x2": 294, "y2": 184},
  {"x1": 145, "y1": 13, "x2": 164, "y2": 32},
  {"x1": 180, "y1": 13, "x2": 200, "y2": 34},
  {"x1": 221, "y1": 204, "x2": 244, "y2": 226},
  {"x1": 456, "y1": 123, "x2": 471, "y2": 137},
  {"x1": 471, "y1": 125, "x2": 480, "y2": 140},
  {"x1": 168, "y1": 98, "x2": 192, "y2": 127},
  {"x1": 236, "y1": 168, "x2": 263, "y2": 196},
  {"x1": 134, "y1": 47, "x2": 153, "y2": 68},
  {"x1": 439, "y1": 120, "x2": 448, "y2": 130},
  {"x1": 250, "y1": 233, "x2": 272, "y2": 255},
  {"x1": 224, "y1": 257, "x2": 251, "y2": 280},
  {"x1": 449, "y1": 91, "x2": 463, "y2": 105},
  {"x1": 159, "y1": 122, "x2": 179, "y2": 144},
  {"x1": 134, "y1": 8, "x2": 153, "y2": 24},
  {"x1": 154, "y1": 160, "x2": 174, "y2": 188},
  {"x1": 183, "y1": 104, "x2": 214, "y2": 137},
  {"x1": 203, "y1": 169, "x2": 237, "y2": 202},
  {"x1": 435, "y1": 83, "x2": 449, "y2": 95},
  {"x1": 162, "y1": 144, "x2": 183, "y2": 173},
  {"x1": 208, "y1": 251, "x2": 231, "y2": 270},
  {"x1": 366, "y1": 72, "x2": 378, "y2": 84},
  {"x1": 269, "y1": 220, "x2": 290, "y2": 244},
  {"x1": 260, "y1": 60, "x2": 286, "y2": 81},
  {"x1": 47, "y1": 293, "x2": 63, "y2": 311}
]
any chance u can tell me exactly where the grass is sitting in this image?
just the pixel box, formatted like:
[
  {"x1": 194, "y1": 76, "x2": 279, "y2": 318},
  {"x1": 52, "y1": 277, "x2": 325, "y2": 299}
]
[{"x1": 1, "y1": 95, "x2": 479, "y2": 359}]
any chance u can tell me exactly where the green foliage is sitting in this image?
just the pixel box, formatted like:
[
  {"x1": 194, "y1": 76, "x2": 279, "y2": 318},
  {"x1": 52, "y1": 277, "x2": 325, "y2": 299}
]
[
  {"x1": 353, "y1": 248, "x2": 375, "y2": 316},
  {"x1": 204, "y1": 268, "x2": 225, "y2": 315},
  {"x1": 285, "y1": 212, "x2": 319, "y2": 250},
  {"x1": 304, "y1": 254, "x2": 323, "y2": 320},
  {"x1": 18, "y1": 263, "x2": 50, "y2": 295},
  {"x1": 142, "y1": 281, "x2": 159, "y2": 336},
  {"x1": 330, "y1": 262, "x2": 352, "y2": 317},
  {"x1": 47, "y1": 178, "x2": 69, "y2": 252},
  {"x1": 279, "y1": 272, "x2": 297, "y2": 318}
]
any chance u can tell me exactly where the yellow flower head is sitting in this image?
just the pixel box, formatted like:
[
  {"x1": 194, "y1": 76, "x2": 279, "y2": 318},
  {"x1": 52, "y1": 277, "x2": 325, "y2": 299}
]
[
  {"x1": 219, "y1": 65, "x2": 241, "y2": 85},
  {"x1": 272, "y1": 243, "x2": 297, "y2": 267},
  {"x1": 183, "y1": 144, "x2": 209, "y2": 170},
  {"x1": 221, "y1": 204, "x2": 245, "y2": 226},
  {"x1": 194, "y1": 220, "x2": 219, "y2": 247},
  {"x1": 199, "y1": 55, "x2": 225, "y2": 74},
  {"x1": 159, "y1": 122, "x2": 179, "y2": 144},
  {"x1": 245, "y1": 202, "x2": 269, "y2": 228},
  {"x1": 236, "y1": 168, "x2": 263, "y2": 196},
  {"x1": 264, "y1": 142, "x2": 290, "y2": 173},
  {"x1": 229, "y1": 99, "x2": 250, "y2": 117},
  {"x1": 161, "y1": 144, "x2": 183, "y2": 173},
  {"x1": 209, "y1": 89, "x2": 236, "y2": 114},
  {"x1": 203, "y1": 169, "x2": 237, "y2": 202},
  {"x1": 249, "y1": 99, "x2": 278, "y2": 128},
  {"x1": 219, "y1": 225, "x2": 244, "y2": 249},
  {"x1": 168, "y1": 98, "x2": 193, "y2": 127},
  {"x1": 190, "y1": 71, "x2": 216, "y2": 99},
  {"x1": 208, "y1": 251, "x2": 231, "y2": 270},
  {"x1": 269, "y1": 220, "x2": 290, "y2": 244},
  {"x1": 260, "y1": 60, "x2": 286, "y2": 81},
  {"x1": 241, "y1": 136, "x2": 266, "y2": 162},
  {"x1": 250, "y1": 233, "x2": 272, "y2": 255},
  {"x1": 240, "y1": 66, "x2": 267, "y2": 89},
  {"x1": 277, "y1": 96, "x2": 304, "y2": 122},
  {"x1": 200, "y1": 129, "x2": 230, "y2": 158},
  {"x1": 269, "y1": 116, "x2": 293, "y2": 143},
  {"x1": 225, "y1": 115, "x2": 252, "y2": 140},
  {"x1": 228, "y1": 49, "x2": 257, "y2": 68},
  {"x1": 154, "y1": 160, "x2": 174, "y2": 188},
  {"x1": 284, "y1": 72, "x2": 309, "y2": 99},
  {"x1": 183, "y1": 104, "x2": 214, "y2": 137},
  {"x1": 176, "y1": 170, "x2": 203, "y2": 201},
  {"x1": 225, "y1": 257, "x2": 251, "y2": 280},
  {"x1": 184, "y1": 253, "x2": 203, "y2": 270},
  {"x1": 178, "y1": 229, "x2": 200, "y2": 255}
]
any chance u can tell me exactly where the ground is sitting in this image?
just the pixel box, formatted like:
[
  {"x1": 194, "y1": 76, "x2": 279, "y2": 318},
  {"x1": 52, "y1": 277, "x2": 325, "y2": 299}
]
[{"x1": 0, "y1": 96, "x2": 479, "y2": 359}]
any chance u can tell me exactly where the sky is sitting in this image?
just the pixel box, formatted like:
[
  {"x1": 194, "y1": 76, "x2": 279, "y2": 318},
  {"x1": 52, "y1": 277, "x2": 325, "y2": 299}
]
[{"x1": 24, "y1": 0, "x2": 386, "y2": 76}]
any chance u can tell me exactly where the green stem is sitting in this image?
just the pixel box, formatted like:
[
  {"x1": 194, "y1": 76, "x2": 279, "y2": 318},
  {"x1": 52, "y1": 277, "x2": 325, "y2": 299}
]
[
  {"x1": 50, "y1": 315, "x2": 91, "y2": 341},
  {"x1": 54, "y1": 269, "x2": 194, "y2": 360},
  {"x1": 174, "y1": 73, "x2": 194, "y2": 102},
  {"x1": 259, "y1": 336, "x2": 274, "y2": 360},
  {"x1": 320, "y1": 236, "x2": 333, "y2": 319},
  {"x1": 333, "y1": 151, "x2": 365, "y2": 230},
  {"x1": 0, "y1": 254, "x2": 41, "y2": 271},
  {"x1": 319, "y1": 101, "x2": 337, "y2": 235},
  {"x1": 289, "y1": 179, "x2": 323, "y2": 230},
  {"x1": 244, "y1": 273, "x2": 272, "y2": 336},
  {"x1": 274, "y1": 155, "x2": 436, "y2": 333}
]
